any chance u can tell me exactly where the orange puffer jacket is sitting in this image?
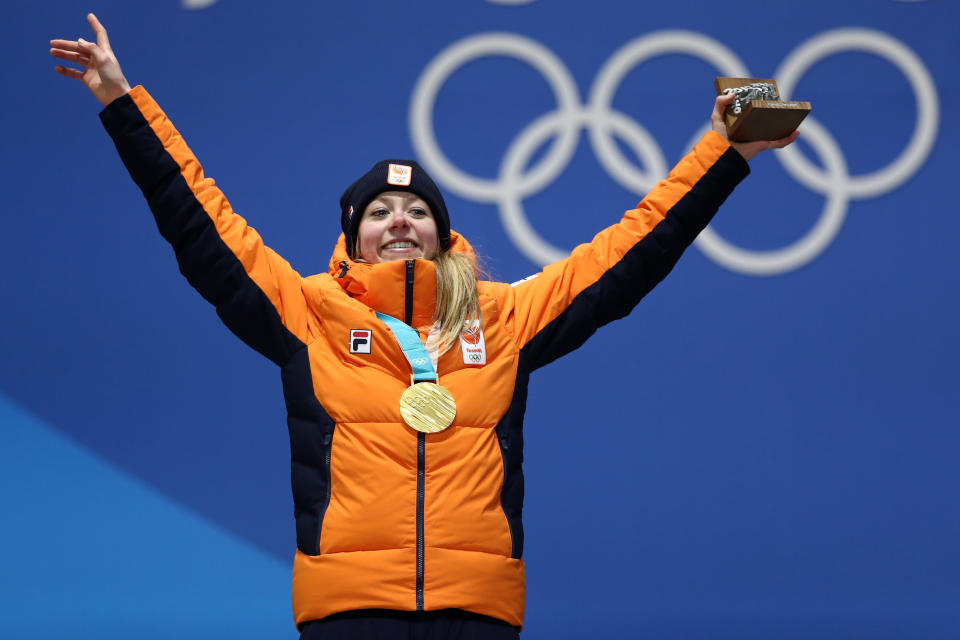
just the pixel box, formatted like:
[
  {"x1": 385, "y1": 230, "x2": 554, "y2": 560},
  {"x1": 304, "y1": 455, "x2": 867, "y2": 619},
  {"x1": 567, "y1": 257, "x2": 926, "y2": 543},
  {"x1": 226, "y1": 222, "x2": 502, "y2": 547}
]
[{"x1": 101, "y1": 86, "x2": 749, "y2": 629}]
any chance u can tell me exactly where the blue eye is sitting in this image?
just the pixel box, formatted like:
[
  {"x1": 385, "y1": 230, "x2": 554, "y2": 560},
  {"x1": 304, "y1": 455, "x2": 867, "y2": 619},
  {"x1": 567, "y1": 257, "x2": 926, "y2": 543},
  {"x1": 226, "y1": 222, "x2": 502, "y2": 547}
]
[{"x1": 409, "y1": 208, "x2": 427, "y2": 217}]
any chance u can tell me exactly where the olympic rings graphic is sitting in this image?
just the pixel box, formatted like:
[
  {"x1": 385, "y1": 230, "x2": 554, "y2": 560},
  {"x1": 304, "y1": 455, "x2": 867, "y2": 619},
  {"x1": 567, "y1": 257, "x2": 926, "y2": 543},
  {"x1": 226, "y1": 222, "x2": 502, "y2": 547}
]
[{"x1": 409, "y1": 29, "x2": 939, "y2": 276}]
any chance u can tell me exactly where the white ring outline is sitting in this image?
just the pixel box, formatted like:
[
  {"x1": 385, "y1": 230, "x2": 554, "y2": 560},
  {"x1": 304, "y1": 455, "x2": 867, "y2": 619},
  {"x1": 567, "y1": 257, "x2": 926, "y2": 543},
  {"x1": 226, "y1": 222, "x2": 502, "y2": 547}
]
[
  {"x1": 694, "y1": 118, "x2": 850, "y2": 275},
  {"x1": 775, "y1": 28, "x2": 939, "y2": 199},
  {"x1": 499, "y1": 110, "x2": 671, "y2": 265},
  {"x1": 410, "y1": 33, "x2": 581, "y2": 203},
  {"x1": 587, "y1": 31, "x2": 749, "y2": 195},
  {"x1": 409, "y1": 30, "x2": 939, "y2": 275}
]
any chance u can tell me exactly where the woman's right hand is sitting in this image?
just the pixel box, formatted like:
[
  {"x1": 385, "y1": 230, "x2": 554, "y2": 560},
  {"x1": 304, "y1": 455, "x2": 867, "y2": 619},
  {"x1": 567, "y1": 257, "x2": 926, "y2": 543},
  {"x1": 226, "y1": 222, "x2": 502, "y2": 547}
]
[{"x1": 51, "y1": 13, "x2": 131, "y2": 107}]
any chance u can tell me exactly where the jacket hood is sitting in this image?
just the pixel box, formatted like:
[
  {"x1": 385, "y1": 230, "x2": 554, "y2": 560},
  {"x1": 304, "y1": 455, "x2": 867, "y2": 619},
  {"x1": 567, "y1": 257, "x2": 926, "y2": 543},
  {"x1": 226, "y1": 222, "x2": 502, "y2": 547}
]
[{"x1": 327, "y1": 229, "x2": 476, "y2": 328}]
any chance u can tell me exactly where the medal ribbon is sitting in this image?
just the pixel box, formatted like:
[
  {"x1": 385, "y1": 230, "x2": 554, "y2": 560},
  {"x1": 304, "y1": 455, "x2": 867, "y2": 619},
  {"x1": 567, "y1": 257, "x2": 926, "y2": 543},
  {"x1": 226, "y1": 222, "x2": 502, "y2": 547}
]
[{"x1": 375, "y1": 312, "x2": 437, "y2": 382}]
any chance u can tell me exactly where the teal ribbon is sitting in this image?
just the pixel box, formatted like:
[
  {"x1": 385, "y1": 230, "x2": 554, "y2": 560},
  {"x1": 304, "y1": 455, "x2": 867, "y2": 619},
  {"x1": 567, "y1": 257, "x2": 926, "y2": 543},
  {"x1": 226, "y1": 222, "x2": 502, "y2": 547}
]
[{"x1": 375, "y1": 312, "x2": 437, "y2": 382}]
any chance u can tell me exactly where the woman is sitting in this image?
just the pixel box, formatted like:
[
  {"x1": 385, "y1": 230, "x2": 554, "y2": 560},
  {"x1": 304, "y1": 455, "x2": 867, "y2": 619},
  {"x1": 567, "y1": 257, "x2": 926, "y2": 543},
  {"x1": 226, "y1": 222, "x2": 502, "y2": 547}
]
[{"x1": 51, "y1": 14, "x2": 797, "y2": 639}]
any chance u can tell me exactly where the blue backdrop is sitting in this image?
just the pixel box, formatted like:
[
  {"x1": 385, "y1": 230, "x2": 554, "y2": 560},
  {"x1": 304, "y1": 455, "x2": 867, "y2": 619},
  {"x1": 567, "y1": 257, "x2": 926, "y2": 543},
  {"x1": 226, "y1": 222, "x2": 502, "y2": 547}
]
[{"x1": 3, "y1": 0, "x2": 957, "y2": 637}]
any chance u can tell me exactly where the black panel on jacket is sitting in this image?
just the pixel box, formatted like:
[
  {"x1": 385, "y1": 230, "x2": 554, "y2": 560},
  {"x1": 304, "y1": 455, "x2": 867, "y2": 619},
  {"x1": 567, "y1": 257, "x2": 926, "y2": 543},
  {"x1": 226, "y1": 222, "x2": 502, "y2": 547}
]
[
  {"x1": 283, "y1": 348, "x2": 336, "y2": 555},
  {"x1": 521, "y1": 147, "x2": 749, "y2": 371},
  {"x1": 100, "y1": 93, "x2": 304, "y2": 367},
  {"x1": 495, "y1": 359, "x2": 530, "y2": 559}
]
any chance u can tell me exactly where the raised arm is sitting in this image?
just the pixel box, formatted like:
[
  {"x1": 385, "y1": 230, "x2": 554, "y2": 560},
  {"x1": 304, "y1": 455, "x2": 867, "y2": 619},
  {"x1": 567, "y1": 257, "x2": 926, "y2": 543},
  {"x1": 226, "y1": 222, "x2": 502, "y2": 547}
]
[
  {"x1": 51, "y1": 15, "x2": 317, "y2": 366},
  {"x1": 500, "y1": 95, "x2": 798, "y2": 371}
]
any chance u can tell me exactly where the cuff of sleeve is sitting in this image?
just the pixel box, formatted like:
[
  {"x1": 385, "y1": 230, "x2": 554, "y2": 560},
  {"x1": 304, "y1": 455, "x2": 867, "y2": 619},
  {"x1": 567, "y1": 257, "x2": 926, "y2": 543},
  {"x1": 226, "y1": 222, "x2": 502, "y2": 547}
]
[
  {"x1": 718, "y1": 143, "x2": 751, "y2": 184},
  {"x1": 670, "y1": 130, "x2": 752, "y2": 238},
  {"x1": 98, "y1": 85, "x2": 149, "y2": 138},
  {"x1": 700, "y1": 130, "x2": 751, "y2": 179}
]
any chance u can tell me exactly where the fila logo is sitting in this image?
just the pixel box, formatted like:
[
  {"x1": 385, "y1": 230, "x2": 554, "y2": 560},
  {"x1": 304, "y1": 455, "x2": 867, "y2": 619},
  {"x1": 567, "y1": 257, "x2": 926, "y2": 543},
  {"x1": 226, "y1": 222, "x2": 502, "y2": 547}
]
[
  {"x1": 387, "y1": 163, "x2": 412, "y2": 186},
  {"x1": 350, "y1": 329, "x2": 372, "y2": 354}
]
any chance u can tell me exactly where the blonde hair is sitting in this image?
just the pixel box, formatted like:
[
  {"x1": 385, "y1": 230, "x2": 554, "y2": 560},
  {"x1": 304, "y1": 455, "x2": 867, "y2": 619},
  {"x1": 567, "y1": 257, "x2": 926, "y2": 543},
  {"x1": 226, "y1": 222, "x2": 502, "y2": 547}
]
[
  {"x1": 432, "y1": 249, "x2": 482, "y2": 355},
  {"x1": 350, "y1": 236, "x2": 482, "y2": 355}
]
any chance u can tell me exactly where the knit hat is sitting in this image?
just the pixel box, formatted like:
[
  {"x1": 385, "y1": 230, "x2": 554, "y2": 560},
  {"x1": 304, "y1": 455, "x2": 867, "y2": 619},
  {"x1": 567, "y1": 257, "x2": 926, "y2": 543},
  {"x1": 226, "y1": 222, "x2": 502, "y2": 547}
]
[{"x1": 339, "y1": 159, "x2": 451, "y2": 258}]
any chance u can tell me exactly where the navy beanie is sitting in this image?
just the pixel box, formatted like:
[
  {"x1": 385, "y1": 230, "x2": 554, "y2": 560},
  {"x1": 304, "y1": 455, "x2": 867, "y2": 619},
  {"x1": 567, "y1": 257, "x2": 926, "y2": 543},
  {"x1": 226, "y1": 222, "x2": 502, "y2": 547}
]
[{"x1": 339, "y1": 159, "x2": 451, "y2": 258}]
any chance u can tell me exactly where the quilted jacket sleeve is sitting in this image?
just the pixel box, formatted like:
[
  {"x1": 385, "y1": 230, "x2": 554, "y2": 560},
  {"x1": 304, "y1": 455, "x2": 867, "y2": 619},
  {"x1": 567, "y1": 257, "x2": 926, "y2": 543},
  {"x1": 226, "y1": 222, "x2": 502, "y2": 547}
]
[
  {"x1": 499, "y1": 130, "x2": 750, "y2": 371},
  {"x1": 99, "y1": 86, "x2": 316, "y2": 366}
]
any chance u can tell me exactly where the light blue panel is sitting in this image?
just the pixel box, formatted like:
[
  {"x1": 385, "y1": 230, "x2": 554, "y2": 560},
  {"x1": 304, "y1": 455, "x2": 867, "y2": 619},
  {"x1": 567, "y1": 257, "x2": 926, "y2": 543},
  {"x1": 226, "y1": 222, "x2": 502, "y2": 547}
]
[{"x1": 0, "y1": 395, "x2": 295, "y2": 639}]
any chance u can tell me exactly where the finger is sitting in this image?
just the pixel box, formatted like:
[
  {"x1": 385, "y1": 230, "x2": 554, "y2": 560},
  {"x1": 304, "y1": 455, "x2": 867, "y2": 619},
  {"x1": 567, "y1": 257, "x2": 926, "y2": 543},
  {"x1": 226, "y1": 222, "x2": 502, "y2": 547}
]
[
  {"x1": 54, "y1": 65, "x2": 85, "y2": 81},
  {"x1": 87, "y1": 13, "x2": 111, "y2": 50},
  {"x1": 50, "y1": 39, "x2": 84, "y2": 53},
  {"x1": 50, "y1": 48, "x2": 93, "y2": 67},
  {"x1": 711, "y1": 105, "x2": 729, "y2": 134},
  {"x1": 718, "y1": 92, "x2": 736, "y2": 104},
  {"x1": 712, "y1": 93, "x2": 735, "y2": 119},
  {"x1": 770, "y1": 130, "x2": 800, "y2": 149},
  {"x1": 76, "y1": 37, "x2": 105, "y2": 64},
  {"x1": 715, "y1": 92, "x2": 736, "y2": 110}
]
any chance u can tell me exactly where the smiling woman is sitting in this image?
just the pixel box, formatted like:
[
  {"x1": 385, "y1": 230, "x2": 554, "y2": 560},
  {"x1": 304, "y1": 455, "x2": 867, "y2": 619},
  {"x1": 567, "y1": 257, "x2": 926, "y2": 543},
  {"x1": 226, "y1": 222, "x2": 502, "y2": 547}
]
[
  {"x1": 339, "y1": 160, "x2": 482, "y2": 356},
  {"x1": 50, "y1": 12, "x2": 798, "y2": 640},
  {"x1": 357, "y1": 192, "x2": 438, "y2": 263}
]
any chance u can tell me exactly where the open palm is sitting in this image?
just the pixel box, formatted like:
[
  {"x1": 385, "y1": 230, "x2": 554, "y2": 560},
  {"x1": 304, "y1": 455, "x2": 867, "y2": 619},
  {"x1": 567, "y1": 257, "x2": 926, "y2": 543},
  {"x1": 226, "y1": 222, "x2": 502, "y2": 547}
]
[{"x1": 50, "y1": 13, "x2": 131, "y2": 107}]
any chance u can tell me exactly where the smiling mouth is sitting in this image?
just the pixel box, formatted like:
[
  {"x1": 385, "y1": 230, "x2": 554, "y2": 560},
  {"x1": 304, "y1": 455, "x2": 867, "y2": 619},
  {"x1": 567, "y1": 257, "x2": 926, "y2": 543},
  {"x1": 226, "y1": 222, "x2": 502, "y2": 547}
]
[{"x1": 382, "y1": 241, "x2": 418, "y2": 250}]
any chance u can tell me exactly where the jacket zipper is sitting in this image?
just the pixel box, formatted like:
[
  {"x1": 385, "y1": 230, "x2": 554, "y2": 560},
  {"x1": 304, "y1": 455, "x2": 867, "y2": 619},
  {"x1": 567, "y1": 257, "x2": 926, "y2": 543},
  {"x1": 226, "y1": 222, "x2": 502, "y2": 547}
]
[
  {"x1": 416, "y1": 430, "x2": 426, "y2": 610},
  {"x1": 318, "y1": 431, "x2": 333, "y2": 553},
  {"x1": 406, "y1": 260, "x2": 426, "y2": 611}
]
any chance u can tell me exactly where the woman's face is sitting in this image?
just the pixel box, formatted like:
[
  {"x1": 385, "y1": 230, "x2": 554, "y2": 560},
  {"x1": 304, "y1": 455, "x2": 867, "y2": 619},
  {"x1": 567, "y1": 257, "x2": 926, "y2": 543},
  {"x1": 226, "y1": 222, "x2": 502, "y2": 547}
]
[{"x1": 356, "y1": 191, "x2": 438, "y2": 264}]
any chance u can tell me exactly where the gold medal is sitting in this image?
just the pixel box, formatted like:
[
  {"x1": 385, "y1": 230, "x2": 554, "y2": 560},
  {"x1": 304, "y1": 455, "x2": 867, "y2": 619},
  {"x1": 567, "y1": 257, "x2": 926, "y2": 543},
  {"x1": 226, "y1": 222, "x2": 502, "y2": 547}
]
[{"x1": 399, "y1": 382, "x2": 457, "y2": 433}]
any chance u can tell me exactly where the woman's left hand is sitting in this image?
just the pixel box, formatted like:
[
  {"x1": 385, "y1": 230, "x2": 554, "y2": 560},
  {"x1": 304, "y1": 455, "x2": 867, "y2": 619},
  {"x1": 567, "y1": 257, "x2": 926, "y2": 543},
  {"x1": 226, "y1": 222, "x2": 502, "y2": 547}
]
[{"x1": 711, "y1": 92, "x2": 799, "y2": 162}]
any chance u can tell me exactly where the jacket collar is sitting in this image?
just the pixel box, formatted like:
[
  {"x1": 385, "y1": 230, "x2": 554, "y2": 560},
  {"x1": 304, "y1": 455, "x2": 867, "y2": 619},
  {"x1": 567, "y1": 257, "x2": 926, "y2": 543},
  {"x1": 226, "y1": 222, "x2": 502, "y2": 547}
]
[{"x1": 328, "y1": 230, "x2": 474, "y2": 328}]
